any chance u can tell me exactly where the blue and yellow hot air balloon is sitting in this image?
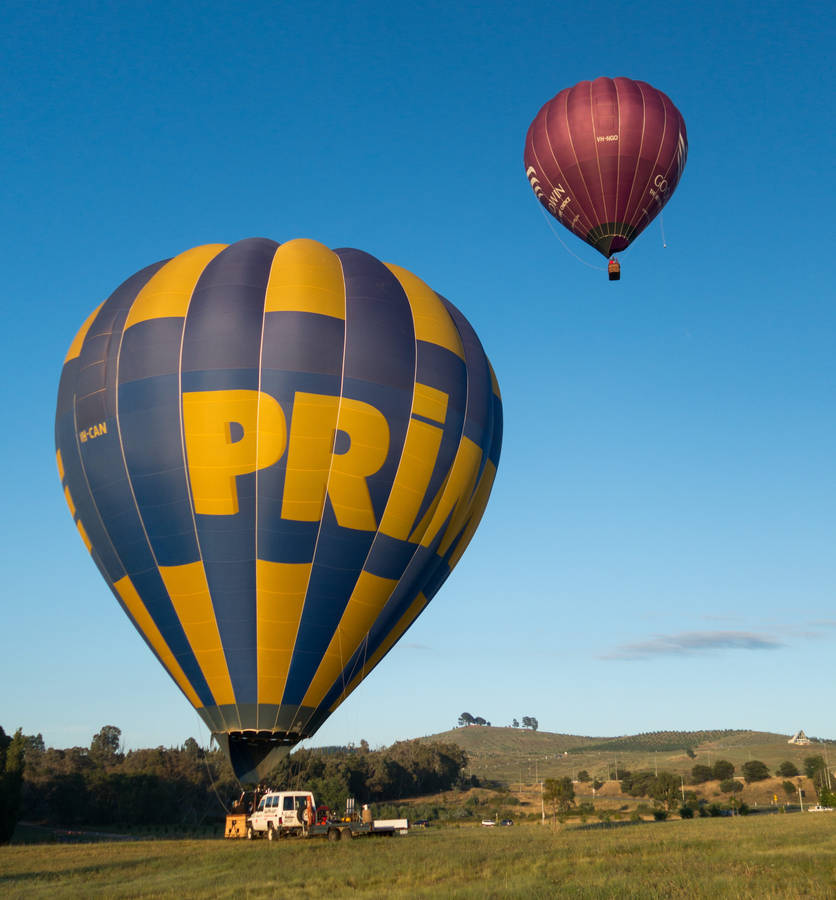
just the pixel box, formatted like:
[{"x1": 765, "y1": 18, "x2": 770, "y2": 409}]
[{"x1": 55, "y1": 238, "x2": 502, "y2": 783}]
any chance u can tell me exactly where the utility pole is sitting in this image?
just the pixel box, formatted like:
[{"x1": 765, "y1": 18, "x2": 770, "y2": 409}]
[
  {"x1": 680, "y1": 775, "x2": 685, "y2": 804},
  {"x1": 798, "y1": 779, "x2": 804, "y2": 813},
  {"x1": 540, "y1": 779, "x2": 545, "y2": 824}
]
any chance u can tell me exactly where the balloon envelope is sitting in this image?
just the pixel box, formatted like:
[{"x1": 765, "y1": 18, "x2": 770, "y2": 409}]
[
  {"x1": 55, "y1": 238, "x2": 502, "y2": 783},
  {"x1": 524, "y1": 76, "x2": 687, "y2": 257}
]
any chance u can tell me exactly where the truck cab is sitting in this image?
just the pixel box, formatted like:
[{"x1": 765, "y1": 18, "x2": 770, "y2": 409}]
[{"x1": 248, "y1": 791, "x2": 314, "y2": 838}]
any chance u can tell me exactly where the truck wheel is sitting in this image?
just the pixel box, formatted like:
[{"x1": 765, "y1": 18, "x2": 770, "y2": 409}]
[
  {"x1": 327, "y1": 827, "x2": 341, "y2": 842},
  {"x1": 267, "y1": 824, "x2": 276, "y2": 841}
]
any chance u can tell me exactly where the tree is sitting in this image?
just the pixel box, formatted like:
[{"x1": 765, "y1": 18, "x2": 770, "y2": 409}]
[
  {"x1": 782, "y1": 780, "x2": 797, "y2": 799},
  {"x1": 521, "y1": 717, "x2": 539, "y2": 731},
  {"x1": 24, "y1": 734, "x2": 45, "y2": 756},
  {"x1": 543, "y1": 777, "x2": 574, "y2": 822},
  {"x1": 719, "y1": 779, "x2": 742, "y2": 795},
  {"x1": 458, "y1": 713, "x2": 475, "y2": 727},
  {"x1": 0, "y1": 727, "x2": 25, "y2": 843},
  {"x1": 89, "y1": 726, "x2": 122, "y2": 767},
  {"x1": 804, "y1": 755, "x2": 826, "y2": 779},
  {"x1": 690, "y1": 764, "x2": 714, "y2": 784},
  {"x1": 776, "y1": 761, "x2": 799, "y2": 778},
  {"x1": 802, "y1": 755, "x2": 833, "y2": 797},
  {"x1": 576, "y1": 770, "x2": 590, "y2": 783},
  {"x1": 473, "y1": 717, "x2": 487, "y2": 727},
  {"x1": 741, "y1": 760, "x2": 770, "y2": 783},
  {"x1": 650, "y1": 773, "x2": 681, "y2": 811},
  {"x1": 511, "y1": 719, "x2": 519, "y2": 728},
  {"x1": 819, "y1": 788, "x2": 836, "y2": 808},
  {"x1": 712, "y1": 759, "x2": 734, "y2": 781}
]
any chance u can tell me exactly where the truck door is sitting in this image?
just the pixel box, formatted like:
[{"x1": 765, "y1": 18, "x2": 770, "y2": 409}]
[
  {"x1": 265, "y1": 795, "x2": 278, "y2": 826},
  {"x1": 282, "y1": 795, "x2": 298, "y2": 826},
  {"x1": 251, "y1": 795, "x2": 268, "y2": 830}
]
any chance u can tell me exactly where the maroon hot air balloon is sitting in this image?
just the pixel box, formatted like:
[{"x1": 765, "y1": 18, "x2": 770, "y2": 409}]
[{"x1": 524, "y1": 77, "x2": 687, "y2": 265}]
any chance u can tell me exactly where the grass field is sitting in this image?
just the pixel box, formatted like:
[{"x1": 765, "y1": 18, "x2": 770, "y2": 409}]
[{"x1": 2, "y1": 814, "x2": 835, "y2": 898}]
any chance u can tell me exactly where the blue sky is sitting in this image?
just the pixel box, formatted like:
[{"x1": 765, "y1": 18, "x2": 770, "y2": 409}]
[{"x1": 2, "y1": 0, "x2": 834, "y2": 753}]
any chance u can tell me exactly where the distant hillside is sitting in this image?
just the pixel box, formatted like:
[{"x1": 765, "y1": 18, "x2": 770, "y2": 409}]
[{"x1": 418, "y1": 726, "x2": 833, "y2": 786}]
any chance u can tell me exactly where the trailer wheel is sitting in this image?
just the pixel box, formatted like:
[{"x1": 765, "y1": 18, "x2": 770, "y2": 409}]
[
  {"x1": 341, "y1": 827, "x2": 353, "y2": 840},
  {"x1": 327, "y1": 827, "x2": 341, "y2": 842},
  {"x1": 246, "y1": 825, "x2": 255, "y2": 840}
]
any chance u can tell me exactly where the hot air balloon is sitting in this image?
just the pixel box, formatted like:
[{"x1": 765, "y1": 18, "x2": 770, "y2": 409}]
[
  {"x1": 55, "y1": 237, "x2": 502, "y2": 784},
  {"x1": 524, "y1": 77, "x2": 687, "y2": 276}
]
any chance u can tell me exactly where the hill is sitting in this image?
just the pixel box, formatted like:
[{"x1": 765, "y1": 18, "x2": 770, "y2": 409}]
[{"x1": 417, "y1": 726, "x2": 833, "y2": 786}]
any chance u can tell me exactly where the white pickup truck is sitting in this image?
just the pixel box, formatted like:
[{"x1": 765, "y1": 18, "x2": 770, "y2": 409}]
[{"x1": 248, "y1": 790, "x2": 314, "y2": 839}]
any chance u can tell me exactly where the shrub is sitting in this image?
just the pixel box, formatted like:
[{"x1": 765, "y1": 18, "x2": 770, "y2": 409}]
[
  {"x1": 652, "y1": 809, "x2": 668, "y2": 821},
  {"x1": 719, "y1": 779, "x2": 741, "y2": 794},
  {"x1": 678, "y1": 806, "x2": 694, "y2": 819},
  {"x1": 741, "y1": 760, "x2": 770, "y2": 783},
  {"x1": 690, "y1": 764, "x2": 714, "y2": 784},
  {"x1": 712, "y1": 760, "x2": 735, "y2": 781}
]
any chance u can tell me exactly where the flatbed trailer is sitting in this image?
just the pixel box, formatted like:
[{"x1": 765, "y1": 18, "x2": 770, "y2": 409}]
[{"x1": 306, "y1": 819, "x2": 409, "y2": 841}]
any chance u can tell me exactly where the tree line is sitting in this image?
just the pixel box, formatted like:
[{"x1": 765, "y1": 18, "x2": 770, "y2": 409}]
[
  {"x1": 618, "y1": 756, "x2": 835, "y2": 811},
  {"x1": 457, "y1": 713, "x2": 538, "y2": 731},
  {"x1": 0, "y1": 723, "x2": 470, "y2": 840},
  {"x1": 265, "y1": 739, "x2": 470, "y2": 812}
]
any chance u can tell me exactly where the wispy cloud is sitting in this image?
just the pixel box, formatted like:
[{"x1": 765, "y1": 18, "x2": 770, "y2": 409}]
[
  {"x1": 600, "y1": 630, "x2": 784, "y2": 661},
  {"x1": 400, "y1": 641, "x2": 433, "y2": 652}
]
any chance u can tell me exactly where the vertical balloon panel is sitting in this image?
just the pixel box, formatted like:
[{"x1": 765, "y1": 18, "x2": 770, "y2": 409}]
[{"x1": 55, "y1": 237, "x2": 502, "y2": 783}]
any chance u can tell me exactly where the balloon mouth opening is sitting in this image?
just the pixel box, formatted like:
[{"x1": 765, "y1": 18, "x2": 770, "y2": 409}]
[
  {"x1": 587, "y1": 226, "x2": 635, "y2": 258},
  {"x1": 215, "y1": 730, "x2": 303, "y2": 786}
]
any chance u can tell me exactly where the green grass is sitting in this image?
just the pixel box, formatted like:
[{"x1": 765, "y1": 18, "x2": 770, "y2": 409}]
[{"x1": 2, "y1": 814, "x2": 835, "y2": 898}]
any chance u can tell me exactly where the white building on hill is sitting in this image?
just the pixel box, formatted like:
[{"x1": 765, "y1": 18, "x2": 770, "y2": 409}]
[{"x1": 788, "y1": 730, "x2": 811, "y2": 745}]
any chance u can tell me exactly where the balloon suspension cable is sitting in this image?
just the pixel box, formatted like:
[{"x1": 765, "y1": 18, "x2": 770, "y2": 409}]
[
  {"x1": 537, "y1": 203, "x2": 606, "y2": 271},
  {"x1": 195, "y1": 711, "x2": 232, "y2": 813},
  {"x1": 660, "y1": 213, "x2": 667, "y2": 248}
]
